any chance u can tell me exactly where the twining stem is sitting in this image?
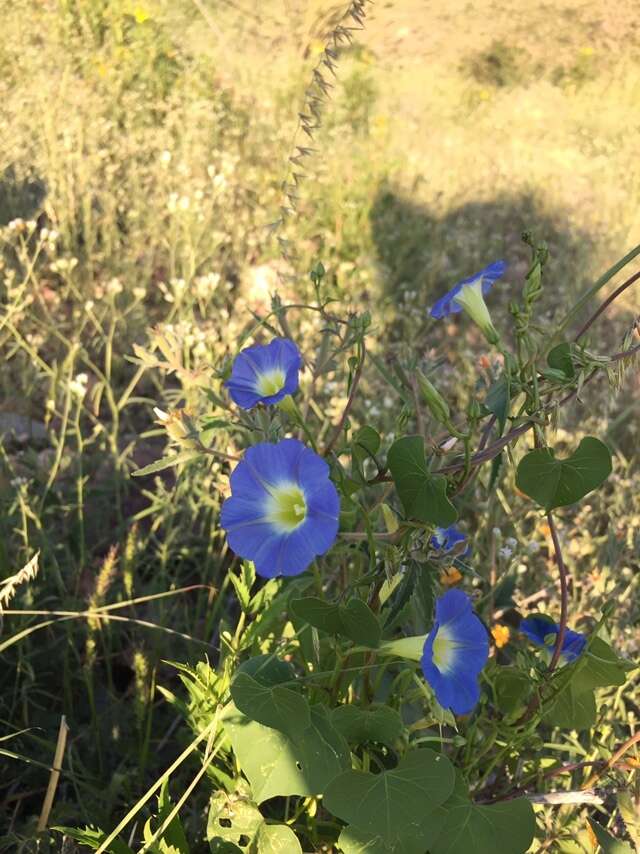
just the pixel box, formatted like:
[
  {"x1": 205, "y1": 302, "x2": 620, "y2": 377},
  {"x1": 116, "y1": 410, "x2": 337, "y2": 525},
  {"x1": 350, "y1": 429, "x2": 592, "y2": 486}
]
[
  {"x1": 546, "y1": 512, "x2": 568, "y2": 674},
  {"x1": 554, "y1": 242, "x2": 640, "y2": 338},
  {"x1": 324, "y1": 340, "x2": 366, "y2": 456},
  {"x1": 583, "y1": 731, "x2": 640, "y2": 789},
  {"x1": 574, "y1": 268, "x2": 640, "y2": 341}
]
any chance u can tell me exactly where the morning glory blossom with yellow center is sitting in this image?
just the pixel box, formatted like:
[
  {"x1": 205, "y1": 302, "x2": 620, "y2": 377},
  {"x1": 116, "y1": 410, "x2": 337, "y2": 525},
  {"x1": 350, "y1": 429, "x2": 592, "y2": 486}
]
[
  {"x1": 421, "y1": 589, "x2": 489, "y2": 715},
  {"x1": 430, "y1": 260, "x2": 506, "y2": 345},
  {"x1": 220, "y1": 438, "x2": 340, "y2": 578},
  {"x1": 225, "y1": 337, "x2": 302, "y2": 409}
]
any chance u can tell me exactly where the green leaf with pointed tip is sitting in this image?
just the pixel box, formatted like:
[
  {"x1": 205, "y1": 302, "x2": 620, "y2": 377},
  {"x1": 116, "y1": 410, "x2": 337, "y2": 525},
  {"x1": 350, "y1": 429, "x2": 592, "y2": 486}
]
[
  {"x1": 338, "y1": 825, "x2": 430, "y2": 854},
  {"x1": 223, "y1": 703, "x2": 350, "y2": 804},
  {"x1": 544, "y1": 682, "x2": 596, "y2": 730},
  {"x1": 132, "y1": 451, "x2": 200, "y2": 476},
  {"x1": 424, "y1": 775, "x2": 536, "y2": 854},
  {"x1": 493, "y1": 667, "x2": 531, "y2": 717},
  {"x1": 236, "y1": 655, "x2": 295, "y2": 688},
  {"x1": 587, "y1": 818, "x2": 635, "y2": 854},
  {"x1": 230, "y1": 672, "x2": 309, "y2": 735},
  {"x1": 547, "y1": 342, "x2": 576, "y2": 378},
  {"x1": 577, "y1": 637, "x2": 632, "y2": 690},
  {"x1": 485, "y1": 374, "x2": 510, "y2": 434},
  {"x1": 331, "y1": 705, "x2": 403, "y2": 746},
  {"x1": 545, "y1": 637, "x2": 632, "y2": 730},
  {"x1": 256, "y1": 824, "x2": 303, "y2": 853},
  {"x1": 323, "y1": 749, "x2": 455, "y2": 847},
  {"x1": 515, "y1": 437, "x2": 612, "y2": 511},
  {"x1": 338, "y1": 826, "x2": 391, "y2": 854},
  {"x1": 387, "y1": 436, "x2": 457, "y2": 526},
  {"x1": 291, "y1": 597, "x2": 381, "y2": 648},
  {"x1": 52, "y1": 827, "x2": 133, "y2": 854},
  {"x1": 617, "y1": 790, "x2": 640, "y2": 848}
]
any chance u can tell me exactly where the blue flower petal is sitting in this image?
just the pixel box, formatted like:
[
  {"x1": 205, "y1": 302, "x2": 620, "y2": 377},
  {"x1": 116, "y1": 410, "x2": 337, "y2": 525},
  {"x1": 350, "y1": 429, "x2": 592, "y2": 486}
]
[
  {"x1": 429, "y1": 260, "x2": 506, "y2": 320},
  {"x1": 421, "y1": 589, "x2": 489, "y2": 715},
  {"x1": 220, "y1": 438, "x2": 340, "y2": 578},
  {"x1": 225, "y1": 337, "x2": 302, "y2": 409},
  {"x1": 520, "y1": 615, "x2": 586, "y2": 662},
  {"x1": 431, "y1": 525, "x2": 468, "y2": 554}
]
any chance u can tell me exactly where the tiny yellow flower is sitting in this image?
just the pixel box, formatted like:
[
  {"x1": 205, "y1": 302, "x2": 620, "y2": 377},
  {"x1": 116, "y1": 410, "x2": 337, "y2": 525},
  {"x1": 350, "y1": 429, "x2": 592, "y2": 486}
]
[
  {"x1": 492, "y1": 624, "x2": 511, "y2": 649},
  {"x1": 133, "y1": 6, "x2": 150, "y2": 23},
  {"x1": 440, "y1": 567, "x2": 462, "y2": 586}
]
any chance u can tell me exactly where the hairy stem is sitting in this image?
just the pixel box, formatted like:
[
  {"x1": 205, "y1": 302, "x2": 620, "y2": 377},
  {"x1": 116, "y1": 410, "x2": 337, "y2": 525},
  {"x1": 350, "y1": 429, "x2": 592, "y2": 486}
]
[{"x1": 546, "y1": 512, "x2": 568, "y2": 674}]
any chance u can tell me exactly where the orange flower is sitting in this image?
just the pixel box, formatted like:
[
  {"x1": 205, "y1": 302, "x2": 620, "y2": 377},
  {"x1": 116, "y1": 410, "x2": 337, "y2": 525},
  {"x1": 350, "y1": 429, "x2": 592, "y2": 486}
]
[
  {"x1": 439, "y1": 567, "x2": 462, "y2": 586},
  {"x1": 491, "y1": 624, "x2": 510, "y2": 649}
]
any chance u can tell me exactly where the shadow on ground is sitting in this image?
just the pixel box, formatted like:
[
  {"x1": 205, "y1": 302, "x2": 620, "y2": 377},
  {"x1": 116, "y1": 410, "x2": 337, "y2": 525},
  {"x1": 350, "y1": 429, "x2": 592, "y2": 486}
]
[
  {"x1": 369, "y1": 182, "x2": 597, "y2": 326},
  {"x1": 0, "y1": 166, "x2": 46, "y2": 226}
]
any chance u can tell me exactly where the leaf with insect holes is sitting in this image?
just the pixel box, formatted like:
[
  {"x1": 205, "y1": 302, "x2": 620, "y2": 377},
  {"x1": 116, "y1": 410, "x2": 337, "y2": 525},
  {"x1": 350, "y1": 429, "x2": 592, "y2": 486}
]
[
  {"x1": 515, "y1": 437, "x2": 612, "y2": 511},
  {"x1": 223, "y1": 702, "x2": 350, "y2": 803},
  {"x1": 387, "y1": 436, "x2": 457, "y2": 526},
  {"x1": 207, "y1": 793, "x2": 302, "y2": 854}
]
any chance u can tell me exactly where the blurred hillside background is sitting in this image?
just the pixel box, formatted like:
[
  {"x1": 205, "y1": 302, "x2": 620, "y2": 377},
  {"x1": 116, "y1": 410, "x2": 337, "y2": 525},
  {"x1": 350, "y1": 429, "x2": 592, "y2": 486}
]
[{"x1": 1, "y1": 0, "x2": 639, "y2": 847}]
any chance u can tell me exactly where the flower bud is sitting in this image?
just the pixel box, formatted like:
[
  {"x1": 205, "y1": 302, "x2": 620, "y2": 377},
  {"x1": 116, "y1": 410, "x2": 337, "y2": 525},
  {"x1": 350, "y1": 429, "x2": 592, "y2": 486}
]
[{"x1": 416, "y1": 370, "x2": 450, "y2": 425}]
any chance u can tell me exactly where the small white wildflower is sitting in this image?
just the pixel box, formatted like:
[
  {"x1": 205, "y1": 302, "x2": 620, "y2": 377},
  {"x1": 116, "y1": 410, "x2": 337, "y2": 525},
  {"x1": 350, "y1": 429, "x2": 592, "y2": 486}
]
[
  {"x1": 106, "y1": 278, "x2": 123, "y2": 295},
  {"x1": 492, "y1": 527, "x2": 501, "y2": 538},
  {"x1": 527, "y1": 541, "x2": 541, "y2": 555},
  {"x1": 10, "y1": 476, "x2": 28, "y2": 488},
  {"x1": 69, "y1": 372, "x2": 89, "y2": 398},
  {"x1": 160, "y1": 149, "x2": 172, "y2": 165},
  {"x1": 40, "y1": 228, "x2": 49, "y2": 240},
  {"x1": 499, "y1": 546, "x2": 513, "y2": 559},
  {"x1": 84, "y1": 300, "x2": 95, "y2": 312},
  {"x1": 178, "y1": 196, "x2": 190, "y2": 211},
  {"x1": 153, "y1": 407, "x2": 169, "y2": 423},
  {"x1": 505, "y1": 537, "x2": 517, "y2": 548}
]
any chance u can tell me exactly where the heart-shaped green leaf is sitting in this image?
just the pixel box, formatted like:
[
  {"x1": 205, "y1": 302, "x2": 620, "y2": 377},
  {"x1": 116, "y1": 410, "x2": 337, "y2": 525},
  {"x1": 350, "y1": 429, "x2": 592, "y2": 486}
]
[
  {"x1": 424, "y1": 775, "x2": 536, "y2": 854},
  {"x1": 323, "y1": 749, "x2": 455, "y2": 846},
  {"x1": 515, "y1": 436, "x2": 612, "y2": 511},
  {"x1": 223, "y1": 702, "x2": 350, "y2": 803},
  {"x1": 387, "y1": 436, "x2": 457, "y2": 526},
  {"x1": 545, "y1": 637, "x2": 632, "y2": 730},
  {"x1": 230, "y1": 672, "x2": 309, "y2": 735},
  {"x1": 291, "y1": 597, "x2": 381, "y2": 648},
  {"x1": 331, "y1": 705, "x2": 403, "y2": 746}
]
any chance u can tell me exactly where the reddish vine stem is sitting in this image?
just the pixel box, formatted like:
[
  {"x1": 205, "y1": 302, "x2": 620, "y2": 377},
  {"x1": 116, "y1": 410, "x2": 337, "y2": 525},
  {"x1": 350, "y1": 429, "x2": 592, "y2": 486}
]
[
  {"x1": 323, "y1": 340, "x2": 366, "y2": 456},
  {"x1": 583, "y1": 731, "x2": 640, "y2": 789},
  {"x1": 574, "y1": 268, "x2": 640, "y2": 341},
  {"x1": 546, "y1": 512, "x2": 569, "y2": 673}
]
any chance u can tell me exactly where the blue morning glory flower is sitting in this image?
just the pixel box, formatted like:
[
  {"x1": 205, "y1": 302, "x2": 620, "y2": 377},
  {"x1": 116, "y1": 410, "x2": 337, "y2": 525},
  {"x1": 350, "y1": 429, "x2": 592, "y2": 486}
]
[
  {"x1": 431, "y1": 525, "x2": 469, "y2": 555},
  {"x1": 220, "y1": 438, "x2": 340, "y2": 578},
  {"x1": 429, "y1": 260, "x2": 506, "y2": 344},
  {"x1": 421, "y1": 589, "x2": 489, "y2": 715},
  {"x1": 225, "y1": 338, "x2": 302, "y2": 410},
  {"x1": 520, "y1": 615, "x2": 586, "y2": 663}
]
